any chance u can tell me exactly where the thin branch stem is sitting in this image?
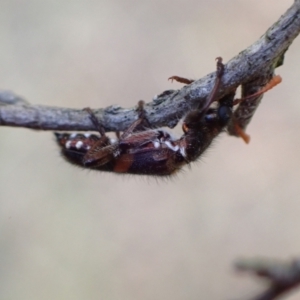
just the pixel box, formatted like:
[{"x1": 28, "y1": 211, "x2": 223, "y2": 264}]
[{"x1": 236, "y1": 257, "x2": 300, "y2": 300}]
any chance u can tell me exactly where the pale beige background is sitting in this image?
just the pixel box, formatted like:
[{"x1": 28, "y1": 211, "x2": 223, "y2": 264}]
[{"x1": 0, "y1": 1, "x2": 300, "y2": 300}]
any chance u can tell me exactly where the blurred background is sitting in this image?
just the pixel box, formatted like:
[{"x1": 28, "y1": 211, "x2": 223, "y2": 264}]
[{"x1": 0, "y1": 1, "x2": 300, "y2": 299}]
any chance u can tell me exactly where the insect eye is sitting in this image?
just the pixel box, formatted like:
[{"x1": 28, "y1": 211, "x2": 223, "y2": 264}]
[{"x1": 217, "y1": 105, "x2": 232, "y2": 125}]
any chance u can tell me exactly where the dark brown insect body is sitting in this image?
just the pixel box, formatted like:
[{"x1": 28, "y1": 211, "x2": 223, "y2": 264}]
[
  {"x1": 55, "y1": 93, "x2": 234, "y2": 176},
  {"x1": 55, "y1": 58, "x2": 280, "y2": 176},
  {"x1": 55, "y1": 58, "x2": 233, "y2": 176}
]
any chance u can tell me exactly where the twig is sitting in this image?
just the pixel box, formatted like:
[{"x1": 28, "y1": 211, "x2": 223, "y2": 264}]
[
  {"x1": 0, "y1": 1, "x2": 299, "y2": 132},
  {"x1": 236, "y1": 257, "x2": 300, "y2": 300}
]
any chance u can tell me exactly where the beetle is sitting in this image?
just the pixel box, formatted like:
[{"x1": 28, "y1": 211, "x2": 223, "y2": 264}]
[{"x1": 55, "y1": 58, "x2": 280, "y2": 176}]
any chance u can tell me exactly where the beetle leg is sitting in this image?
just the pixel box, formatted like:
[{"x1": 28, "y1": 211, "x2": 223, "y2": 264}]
[
  {"x1": 81, "y1": 107, "x2": 114, "y2": 166},
  {"x1": 83, "y1": 107, "x2": 107, "y2": 137},
  {"x1": 168, "y1": 76, "x2": 194, "y2": 85},
  {"x1": 121, "y1": 100, "x2": 151, "y2": 138},
  {"x1": 82, "y1": 143, "x2": 116, "y2": 167}
]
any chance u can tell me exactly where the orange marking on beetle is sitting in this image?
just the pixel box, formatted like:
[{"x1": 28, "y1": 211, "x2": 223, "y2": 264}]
[{"x1": 113, "y1": 154, "x2": 134, "y2": 173}]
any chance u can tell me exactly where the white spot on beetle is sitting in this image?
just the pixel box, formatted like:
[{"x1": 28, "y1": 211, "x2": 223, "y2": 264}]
[
  {"x1": 66, "y1": 141, "x2": 72, "y2": 149},
  {"x1": 164, "y1": 141, "x2": 179, "y2": 152},
  {"x1": 75, "y1": 141, "x2": 84, "y2": 149},
  {"x1": 180, "y1": 147, "x2": 186, "y2": 157},
  {"x1": 153, "y1": 140, "x2": 160, "y2": 148}
]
